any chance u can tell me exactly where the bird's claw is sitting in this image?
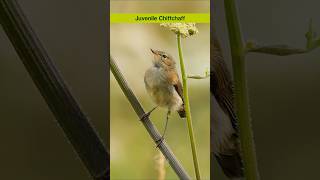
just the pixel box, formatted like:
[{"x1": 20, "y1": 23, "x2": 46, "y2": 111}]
[
  {"x1": 140, "y1": 112, "x2": 150, "y2": 121},
  {"x1": 155, "y1": 136, "x2": 164, "y2": 148}
]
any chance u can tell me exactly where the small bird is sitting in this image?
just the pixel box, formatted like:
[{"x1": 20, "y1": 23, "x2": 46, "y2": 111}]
[
  {"x1": 211, "y1": 31, "x2": 244, "y2": 178},
  {"x1": 142, "y1": 49, "x2": 186, "y2": 143}
]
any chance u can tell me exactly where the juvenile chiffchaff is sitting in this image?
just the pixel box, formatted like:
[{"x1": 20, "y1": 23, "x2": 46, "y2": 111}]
[{"x1": 142, "y1": 49, "x2": 186, "y2": 144}]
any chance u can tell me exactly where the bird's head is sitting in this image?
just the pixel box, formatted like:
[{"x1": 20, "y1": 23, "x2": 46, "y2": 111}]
[{"x1": 150, "y1": 49, "x2": 176, "y2": 69}]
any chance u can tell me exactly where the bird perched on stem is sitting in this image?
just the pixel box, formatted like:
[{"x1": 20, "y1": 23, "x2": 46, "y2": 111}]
[
  {"x1": 142, "y1": 49, "x2": 186, "y2": 144},
  {"x1": 211, "y1": 31, "x2": 244, "y2": 179}
]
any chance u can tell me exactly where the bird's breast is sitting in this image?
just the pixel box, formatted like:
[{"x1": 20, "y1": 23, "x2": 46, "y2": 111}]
[
  {"x1": 144, "y1": 67, "x2": 167, "y2": 87},
  {"x1": 144, "y1": 67, "x2": 182, "y2": 110}
]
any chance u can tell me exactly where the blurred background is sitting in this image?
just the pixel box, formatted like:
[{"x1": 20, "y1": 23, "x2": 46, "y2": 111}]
[
  {"x1": 111, "y1": 0, "x2": 209, "y2": 14},
  {"x1": 110, "y1": 1, "x2": 210, "y2": 179},
  {"x1": 0, "y1": 0, "x2": 107, "y2": 179},
  {"x1": 213, "y1": 0, "x2": 320, "y2": 179}
]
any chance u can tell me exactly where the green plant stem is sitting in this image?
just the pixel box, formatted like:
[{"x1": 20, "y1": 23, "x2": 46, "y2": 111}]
[
  {"x1": 177, "y1": 34, "x2": 201, "y2": 180},
  {"x1": 224, "y1": 0, "x2": 260, "y2": 179},
  {"x1": 0, "y1": 0, "x2": 109, "y2": 179},
  {"x1": 246, "y1": 44, "x2": 308, "y2": 56},
  {"x1": 245, "y1": 20, "x2": 320, "y2": 56},
  {"x1": 245, "y1": 42, "x2": 320, "y2": 56},
  {"x1": 188, "y1": 73, "x2": 210, "y2": 79},
  {"x1": 110, "y1": 56, "x2": 191, "y2": 180}
]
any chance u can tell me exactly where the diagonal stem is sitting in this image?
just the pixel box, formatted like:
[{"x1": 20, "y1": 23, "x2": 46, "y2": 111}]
[{"x1": 0, "y1": 1, "x2": 109, "y2": 179}]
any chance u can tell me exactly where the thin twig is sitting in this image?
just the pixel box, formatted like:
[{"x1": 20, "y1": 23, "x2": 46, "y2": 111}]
[
  {"x1": 246, "y1": 43, "x2": 308, "y2": 56},
  {"x1": 110, "y1": 56, "x2": 191, "y2": 180},
  {"x1": 0, "y1": 1, "x2": 109, "y2": 179},
  {"x1": 246, "y1": 20, "x2": 320, "y2": 56},
  {"x1": 188, "y1": 73, "x2": 210, "y2": 79}
]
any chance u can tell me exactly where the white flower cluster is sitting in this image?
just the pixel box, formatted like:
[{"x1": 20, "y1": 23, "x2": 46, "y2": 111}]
[{"x1": 160, "y1": 23, "x2": 198, "y2": 38}]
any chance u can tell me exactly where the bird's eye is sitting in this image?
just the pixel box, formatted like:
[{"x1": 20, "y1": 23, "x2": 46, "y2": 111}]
[{"x1": 161, "y1": 54, "x2": 167, "y2": 59}]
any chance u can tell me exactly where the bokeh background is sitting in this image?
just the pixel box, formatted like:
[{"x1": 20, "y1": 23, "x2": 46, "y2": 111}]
[
  {"x1": 0, "y1": 0, "x2": 107, "y2": 179},
  {"x1": 213, "y1": 0, "x2": 320, "y2": 179},
  {"x1": 110, "y1": 23, "x2": 210, "y2": 179}
]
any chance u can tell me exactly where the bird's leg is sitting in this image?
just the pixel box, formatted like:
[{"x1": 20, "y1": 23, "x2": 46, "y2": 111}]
[
  {"x1": 156, "y1": 110, "x2": 171, "y2": 148},
  {"x1": 140, "y1": 106, "x2": 158, "y2": 121}
]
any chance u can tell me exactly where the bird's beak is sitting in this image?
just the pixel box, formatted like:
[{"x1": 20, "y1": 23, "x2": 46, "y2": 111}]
[{"x1": 150, "y1": 48, "x2": 156, "y2": 54}]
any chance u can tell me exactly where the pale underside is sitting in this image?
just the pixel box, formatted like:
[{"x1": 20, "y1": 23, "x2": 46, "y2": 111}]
[{"x1": 144, "y1": 66, "x2": 183, "y2": 111}]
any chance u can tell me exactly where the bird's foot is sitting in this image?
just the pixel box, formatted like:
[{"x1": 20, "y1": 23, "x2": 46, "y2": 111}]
[
  {"x1": 140, "y1": 112, "x2": 151, "y2": 121},
  {"x1": 155, "y1": 136, "x2": 164, "y2": 148},
  {"x1": 140, "y1": 106, "x2": 158, "y2": 121}
]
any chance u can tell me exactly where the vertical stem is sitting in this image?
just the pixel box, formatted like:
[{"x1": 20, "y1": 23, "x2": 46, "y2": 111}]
[
  {"x1": 177, "y1": 34, "x2": 201, "y2": 180},
  {"x1": 224, "y1": 0, "x2": 260, "y2": 179}
]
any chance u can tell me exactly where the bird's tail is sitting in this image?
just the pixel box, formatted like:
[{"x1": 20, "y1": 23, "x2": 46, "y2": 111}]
[
  {"x1": 177, "y1": 107, "x2": 186, "y2": 118},
  {"x1": 215, "y1": 153, "x2": 244, "y2": 179}
]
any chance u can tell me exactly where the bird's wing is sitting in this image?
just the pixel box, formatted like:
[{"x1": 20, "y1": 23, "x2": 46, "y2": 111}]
[
  {"x1": 167, "y1": 70, "x2": 186, "y2": 117},
  {"x1": 173, "y1": 80, "x2": 184, "y2": 102},
  {"x1": 211, "y1": 33, "x2": 238, "y2": 131},
  {"x1": 168, "y1": 70, "x2": 184, "y2": 102},
  {"x1": 215, "y1": 83, "x2": 238, "y2": 130}
]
